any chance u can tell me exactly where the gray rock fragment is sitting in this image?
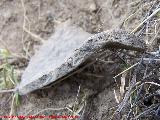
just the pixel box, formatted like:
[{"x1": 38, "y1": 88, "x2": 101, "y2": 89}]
[{"x1": 16, "y1": 23, "x2": 145, "y2": 95}]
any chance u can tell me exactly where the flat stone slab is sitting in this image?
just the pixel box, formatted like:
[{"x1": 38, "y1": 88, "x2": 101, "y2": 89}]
[{"x1": 16, "y1": 22, "x2": 145, "y2": 95}]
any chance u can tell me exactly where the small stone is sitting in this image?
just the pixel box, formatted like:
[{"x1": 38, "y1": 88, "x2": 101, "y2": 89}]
[{"x1": 89, "y1": 3, "x2": 97, "y2": 12}]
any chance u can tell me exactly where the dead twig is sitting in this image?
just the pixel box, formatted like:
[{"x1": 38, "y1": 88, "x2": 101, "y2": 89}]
[
  {"x1": 115, "y1": 70, "x2": 137, "y2": 113},
  {"x1": 131, "y1": 7, "x2": 160, "y2": 34},
  {"x1": 113, "y1": 62, "x2": 140, "y2": 79},
  {"x1": 0, "y1": 89, "x2": 15, "y2": 93}
]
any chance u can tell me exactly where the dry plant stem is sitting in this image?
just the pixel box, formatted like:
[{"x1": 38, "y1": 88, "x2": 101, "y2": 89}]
[
  {"x1": 8, "y1": 75, "x2": 15, "y2": 85},
  {"x1": 21, "y1": 0, "x2": 45, "y2": 44},
  {"x1": 115, "y1": 70, "x2": 137, "y2": 113},
  {"x1": 131, "y1": 7, "x2": 160, "y2": 34},
  {"x1": 127, "y1": 0, "x2": 141, "y2": 6},
  {"x1": 114, "y1": 89, "x2": 120, "y2": 103},
  {"x1": 126, "y1": 83, "x2": 144, "y2": 119},
  {"x1": 66, "y1": 107, "x2": 80, "y2": 116},
  {"x1": 144, "y1": 82, "x2": 160, "y2": 87},
  {"x1": 133, "y1": 103, "x2": 160, "y2": 119},
  {"x1": 134, "y1": 58, "x2": 160, "y2": 63},
  {"x1": 73, "y1": 85, "x2": 81, "y2": 111},
  {"x1": 123, "y1": 0, "x2": 157, "y2": 30},
  {"x1": 21, "y1": 0, "x2": 30, "y2": 58},
  {"x1": 3, "y1": 69, "x2": 7, "y2": 87},
  {"x1": 146, "y1": 21, "x2": 149, "y2": 44},
  {"x1": 113, "y1": 62, "x2": 140, "y2": 79},
  {"x1": 9, "y1": 93, "x2": 16, "y2": 120},
  {"x1": 149, "y1": 28, "x2": 160, "y2": 45},
  {"x1": 79, "y1": 101, "x2": 86, "y2": 120},
  {"x1": 0, "y1": 89, "x2": 15, "y2": 93},
  {"x1": 123, "y1": 1, "x2": 141, "y2": 28},
  {"x1": 23, "y1": 27, "x2": 46, "y2": 43},
  {"x1": 120, "y1": 72, "x2": 127, "y2": 97}
]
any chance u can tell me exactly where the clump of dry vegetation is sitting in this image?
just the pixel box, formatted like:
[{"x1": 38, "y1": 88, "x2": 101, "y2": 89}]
[
  {"x1": 0, "y1": 0, "x2": 159, "y2": 120},
  {"x1": 111, "y1": 1, "x2": 160, "y2": 119}
]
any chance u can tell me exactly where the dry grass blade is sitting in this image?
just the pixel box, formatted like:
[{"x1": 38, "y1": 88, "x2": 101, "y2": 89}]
[
  {"x1": 0, "y1": 88, "x2": 15, "y2": 93},
  {"x1": 21, "y1": 0, "x2": 45, "y2": 47},
  {"x1": 149, "y1": 28, "x2": 160, "y2": 45},
  {"x1": 131, "y1": 7, "x2": 160, "y2": 34},
  {"x1": 23, "y1": 27, "x2": 46, "y2": 43},
  {"x1": 114, "y1": 89, "x2": 120, "y2": 104},
  {"x1": 120, "y1": 72, "x2": 127, "y2": 97},
  {"x1": 133, "y1": 104, "x2": 160, "y2": 119},
  {"x1": 113, "y1": 62, "x2": 139, "y2": 79},
  {"x1": 9, "y1": 93, "x2": 16, "y2": 120},
  {"x1": 66, "y1": 107, "x2": 80, "y2": 116},
  {"x1": 115, "y1": 70, "x2": 137, "y2": 113},
  {"x1": 144, "y1": 82, "x2": 160, "y2": 87}
]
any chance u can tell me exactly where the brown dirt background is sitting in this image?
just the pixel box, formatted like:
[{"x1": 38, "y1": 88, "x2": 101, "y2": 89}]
[
  {"x1": 0, "y1": 0, "x2": 159, "y2": 120},
  {"x1": 0, "y1": 0, "x2": 142, "y2": 55}
]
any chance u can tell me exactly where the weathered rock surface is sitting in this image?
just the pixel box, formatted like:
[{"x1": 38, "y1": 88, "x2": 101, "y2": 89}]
[{"x1": 16, "y1": 22, "x2": 145, "y2": 95}]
